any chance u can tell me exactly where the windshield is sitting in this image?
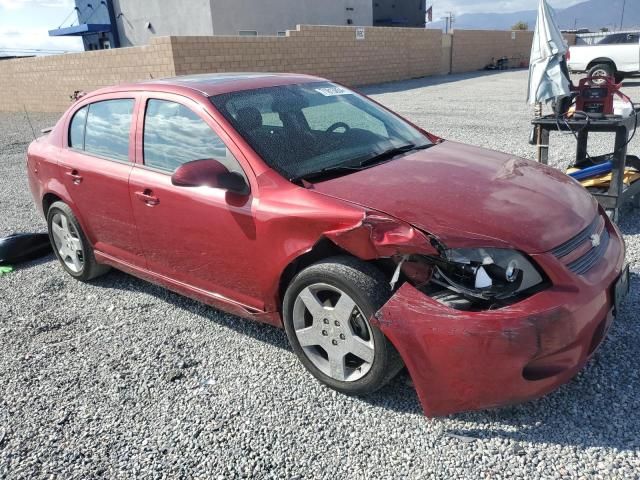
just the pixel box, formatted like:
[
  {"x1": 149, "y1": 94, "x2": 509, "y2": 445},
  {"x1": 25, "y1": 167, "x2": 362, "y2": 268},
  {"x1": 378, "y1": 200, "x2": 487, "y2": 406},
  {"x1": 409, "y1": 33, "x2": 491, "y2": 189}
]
[{"x1": 210, "y1": 82, "x2": 431, "y2": 181}]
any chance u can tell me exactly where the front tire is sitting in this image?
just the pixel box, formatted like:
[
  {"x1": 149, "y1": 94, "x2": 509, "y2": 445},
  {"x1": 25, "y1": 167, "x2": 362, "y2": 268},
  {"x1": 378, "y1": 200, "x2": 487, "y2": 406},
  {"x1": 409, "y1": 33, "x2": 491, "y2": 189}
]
[
  {"x1": 283, "y1": 256, "x2": 403, "y2": 396},
  {"x1": 47, "y1": 201, "x2": 109, "y2": 281}
]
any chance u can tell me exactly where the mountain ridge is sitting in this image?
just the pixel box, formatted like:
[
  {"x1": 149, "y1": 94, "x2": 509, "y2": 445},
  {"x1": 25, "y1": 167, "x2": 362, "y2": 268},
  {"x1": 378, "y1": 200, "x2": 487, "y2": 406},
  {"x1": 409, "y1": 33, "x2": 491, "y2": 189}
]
[{"x1": 427, "y1": 0, "x2": 640, "y2": 31}]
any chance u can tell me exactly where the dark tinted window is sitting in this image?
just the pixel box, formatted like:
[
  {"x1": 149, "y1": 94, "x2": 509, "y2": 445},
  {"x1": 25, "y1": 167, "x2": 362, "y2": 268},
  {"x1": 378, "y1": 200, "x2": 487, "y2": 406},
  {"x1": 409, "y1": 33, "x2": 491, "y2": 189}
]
[
  {"x1": 598, "y1": 33, "x2": 639, "y2": 44},
  {"x1": 69, "y1": 106, "x2": 88, "y2": 149},
  {"x1": 598, "y1": 34, "x2": 623, "y2": 44},
  {"x1": 84, "y1": 99, "x2": 134, "y2": 162},
  {"x1": 143, "y1": 99, "x2": 241, "y2": 174}
]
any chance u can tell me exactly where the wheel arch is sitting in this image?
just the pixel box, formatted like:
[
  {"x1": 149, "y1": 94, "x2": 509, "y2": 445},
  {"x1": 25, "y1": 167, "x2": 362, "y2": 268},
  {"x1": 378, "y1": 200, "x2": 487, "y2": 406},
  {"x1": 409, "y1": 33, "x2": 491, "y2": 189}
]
[
  {"x1": 42, "y1": 192, "x2": 63, "y2": 215},
  {"x1": 277, "y1": 238, "x2": 346, "y2": 310},
  {"x1": 276, "y1": 237, "x2": 395, "y2": 315},
  {"x1": 587, "y1": 58, "x2": 617, "y2": 71},
  {"x1": 41, "y1": 188, "x2": 94, "y2": 245}
]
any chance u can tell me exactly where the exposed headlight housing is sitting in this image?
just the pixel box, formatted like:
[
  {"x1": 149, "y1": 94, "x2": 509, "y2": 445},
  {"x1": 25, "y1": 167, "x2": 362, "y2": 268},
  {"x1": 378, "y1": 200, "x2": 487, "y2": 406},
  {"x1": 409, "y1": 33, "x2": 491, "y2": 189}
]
[{"x1": 433, "y1": 248, "x2": 545, "y2": 301}]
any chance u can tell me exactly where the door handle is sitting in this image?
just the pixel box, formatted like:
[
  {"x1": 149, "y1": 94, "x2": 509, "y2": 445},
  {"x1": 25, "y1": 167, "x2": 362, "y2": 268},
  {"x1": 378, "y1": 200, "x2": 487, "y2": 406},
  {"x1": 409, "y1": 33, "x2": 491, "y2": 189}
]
[
  {"x1": 65, "y1": 169, "x2": 83, "y2": 185},
  {"x1": 135, "y1": 189, "x2": 160, "y2": 206}
]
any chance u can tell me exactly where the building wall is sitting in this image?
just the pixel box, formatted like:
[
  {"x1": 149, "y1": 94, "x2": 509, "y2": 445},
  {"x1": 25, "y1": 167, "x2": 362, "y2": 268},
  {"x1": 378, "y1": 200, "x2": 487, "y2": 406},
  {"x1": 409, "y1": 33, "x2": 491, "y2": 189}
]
[
  {"x1": 373, "y1": 0, "x2": 426, "y2": 28},
  {"x1": 451, "y1": 29, "x2": 535, "y2": 73},
  {"x1": 171, "y1": 25, "x2": 441, "y2": 86},
  {"x1": 441, "y1": 33, "x2": 453, "y2": 74},
  {"x1": 73, "y1": 0, "x2": 115, "y2": 50},
  {"x1": 113, "y1": 0, "x2": 215, "y2": 47},
  {"x1": 564, "y1": 33, "x2": 577, "y2": 46},
  {"x1": 0, "y1": 38, "x2": 175, "y2": 112},
  {"x1": 210, "y1": 0, "x2": 373, "y2": 36},
  {"x1": 1, "y1": 26, "x2": 536, "y2": 113}
]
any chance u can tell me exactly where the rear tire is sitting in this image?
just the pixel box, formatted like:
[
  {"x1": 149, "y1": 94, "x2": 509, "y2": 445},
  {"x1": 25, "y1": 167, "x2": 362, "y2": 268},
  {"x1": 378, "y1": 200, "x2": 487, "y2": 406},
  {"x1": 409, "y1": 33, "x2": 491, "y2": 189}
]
[
  {"x1": 587, "y1": 63, "x2": 623, "y2": 84},
  {"x1": 283, "y1": 256, "x2": 403, "y2": 396},
  {"x1": 47, "y1": 201, "x2": 110, "y2": 281}
]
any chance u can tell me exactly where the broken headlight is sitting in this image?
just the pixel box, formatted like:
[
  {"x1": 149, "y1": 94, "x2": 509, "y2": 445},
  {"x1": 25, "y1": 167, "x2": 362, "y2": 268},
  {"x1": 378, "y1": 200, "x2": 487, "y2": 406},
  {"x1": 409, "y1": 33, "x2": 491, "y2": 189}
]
[{"x1": 429, "y1": 248, "x2": 544, "y2": 301}]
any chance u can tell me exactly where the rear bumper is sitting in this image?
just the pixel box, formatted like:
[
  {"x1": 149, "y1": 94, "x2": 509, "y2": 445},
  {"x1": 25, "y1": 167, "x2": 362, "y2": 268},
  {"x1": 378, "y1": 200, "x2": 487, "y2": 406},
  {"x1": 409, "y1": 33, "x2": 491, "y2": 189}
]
[{"x1": 374, "y1": 219, "x2": 625, "y2": 417}]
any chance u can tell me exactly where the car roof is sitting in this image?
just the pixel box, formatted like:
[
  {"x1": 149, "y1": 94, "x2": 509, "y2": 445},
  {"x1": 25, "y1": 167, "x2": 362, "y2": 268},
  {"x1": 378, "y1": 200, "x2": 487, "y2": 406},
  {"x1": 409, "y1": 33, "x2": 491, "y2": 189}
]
[{"x1": 89, "y1": 72, "x2": 327, "y2": 99}]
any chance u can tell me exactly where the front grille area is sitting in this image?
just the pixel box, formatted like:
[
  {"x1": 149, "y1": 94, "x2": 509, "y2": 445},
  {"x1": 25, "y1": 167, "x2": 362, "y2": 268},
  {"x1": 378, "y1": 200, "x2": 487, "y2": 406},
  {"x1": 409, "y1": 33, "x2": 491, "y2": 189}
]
[
  {"x1": 550, "y1": 216, "x2": 600, "y2": 258},
  {"x1": 566, "y1": 228, "x2": 610, "y2": 275},
  {"x1": 550, "y1": 214, "x2": 609, "y2": 275}
]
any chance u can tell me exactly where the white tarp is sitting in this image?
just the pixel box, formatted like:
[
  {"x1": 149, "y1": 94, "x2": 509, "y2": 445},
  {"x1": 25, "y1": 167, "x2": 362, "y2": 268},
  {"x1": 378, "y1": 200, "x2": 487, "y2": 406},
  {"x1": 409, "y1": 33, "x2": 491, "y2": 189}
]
[{"x1": 527, "y1": 0, "x2": 571, "y2": 104}]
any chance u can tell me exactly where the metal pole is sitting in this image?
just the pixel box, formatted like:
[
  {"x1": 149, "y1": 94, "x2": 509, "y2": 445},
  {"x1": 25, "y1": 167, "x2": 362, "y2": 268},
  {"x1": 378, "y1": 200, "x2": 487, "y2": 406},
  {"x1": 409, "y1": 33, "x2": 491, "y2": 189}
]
[
  {"x1": 620, "y1": 0, "x2": 626, "y2": 30},
  {"x1": 444, "y1": 12, "x2": 453, "y2": 35},
  {"x1": 535, "y1": 102, "x2": 542, "y2": 162}
]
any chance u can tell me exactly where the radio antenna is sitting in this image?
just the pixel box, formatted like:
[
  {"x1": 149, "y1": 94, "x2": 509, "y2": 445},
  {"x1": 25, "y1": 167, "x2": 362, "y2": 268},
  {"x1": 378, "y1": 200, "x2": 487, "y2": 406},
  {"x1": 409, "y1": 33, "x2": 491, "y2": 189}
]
[{"x1": 23, "y1": 105, "x2": 38, "y2": 142}]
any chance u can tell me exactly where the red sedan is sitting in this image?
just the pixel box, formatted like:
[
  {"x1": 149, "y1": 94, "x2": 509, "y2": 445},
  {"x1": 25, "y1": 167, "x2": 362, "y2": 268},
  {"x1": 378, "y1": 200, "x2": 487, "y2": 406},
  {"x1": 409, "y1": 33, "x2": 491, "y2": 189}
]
[{"x1": 27, "y1": 73, "x2": 629, "y2": 416}]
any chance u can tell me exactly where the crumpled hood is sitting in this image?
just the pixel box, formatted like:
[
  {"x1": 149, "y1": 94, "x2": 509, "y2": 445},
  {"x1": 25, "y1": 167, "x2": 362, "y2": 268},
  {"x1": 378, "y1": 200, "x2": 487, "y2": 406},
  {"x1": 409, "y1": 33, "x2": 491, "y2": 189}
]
[{"x1": 311, "y1": 141, "x2": 598, "y2": 253}]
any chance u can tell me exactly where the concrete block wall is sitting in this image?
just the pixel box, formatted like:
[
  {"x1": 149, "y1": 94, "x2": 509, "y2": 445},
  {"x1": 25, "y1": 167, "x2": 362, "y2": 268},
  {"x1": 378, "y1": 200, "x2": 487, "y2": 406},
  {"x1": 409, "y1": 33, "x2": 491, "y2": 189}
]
[
  {"x1": 440, "y1": 34, "x2": 453, "y2": 75},
  {"x1": 0, "y1": 25, "x2": 536, "y2": 112},
  {"x1": 451, "y1": 30, "x2": 535, "y2": 74},
  {"x1": 0, "y1": 38, "x2": 175, "y2": 112},
  {"x1": 171, "y1": 25, "x2": 443, "y2": 87}
]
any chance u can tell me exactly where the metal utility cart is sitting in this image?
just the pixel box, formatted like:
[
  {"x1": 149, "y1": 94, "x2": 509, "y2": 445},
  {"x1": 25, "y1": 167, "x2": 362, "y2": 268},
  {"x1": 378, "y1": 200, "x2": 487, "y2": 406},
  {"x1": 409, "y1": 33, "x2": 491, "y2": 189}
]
[{"x1": 532, "y1": 110, "x2": 640, "y2": 221}]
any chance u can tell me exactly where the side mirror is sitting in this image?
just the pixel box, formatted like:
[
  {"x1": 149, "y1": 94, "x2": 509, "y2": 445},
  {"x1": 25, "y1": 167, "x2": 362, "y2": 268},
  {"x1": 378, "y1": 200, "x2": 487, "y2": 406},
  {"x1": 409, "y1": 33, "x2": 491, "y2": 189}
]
[{"x1": 171, "y1": 159, "x2": 250, "y2": 196}]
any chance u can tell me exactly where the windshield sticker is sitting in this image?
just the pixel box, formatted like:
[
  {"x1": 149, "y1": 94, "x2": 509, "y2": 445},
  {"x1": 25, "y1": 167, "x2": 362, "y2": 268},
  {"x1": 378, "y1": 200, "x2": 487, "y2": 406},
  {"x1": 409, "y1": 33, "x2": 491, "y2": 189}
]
[{"x1": 315, "y1": 86, "x2": 354, "y2": 97}]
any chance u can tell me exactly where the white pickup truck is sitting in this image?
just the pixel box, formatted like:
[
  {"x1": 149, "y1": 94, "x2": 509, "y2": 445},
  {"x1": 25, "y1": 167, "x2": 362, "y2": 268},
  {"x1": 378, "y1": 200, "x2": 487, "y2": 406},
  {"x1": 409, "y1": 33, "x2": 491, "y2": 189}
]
[{"x1": 568, "y1": 32, "x2": 640, "y2": 83}]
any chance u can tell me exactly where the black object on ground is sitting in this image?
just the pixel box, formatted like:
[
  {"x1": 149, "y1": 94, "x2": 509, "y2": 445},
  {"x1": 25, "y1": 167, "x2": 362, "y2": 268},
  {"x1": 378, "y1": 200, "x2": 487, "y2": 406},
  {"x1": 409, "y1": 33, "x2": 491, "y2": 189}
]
[{"x1": 0, "y1": 233, "x2": 52, "y2": 265}]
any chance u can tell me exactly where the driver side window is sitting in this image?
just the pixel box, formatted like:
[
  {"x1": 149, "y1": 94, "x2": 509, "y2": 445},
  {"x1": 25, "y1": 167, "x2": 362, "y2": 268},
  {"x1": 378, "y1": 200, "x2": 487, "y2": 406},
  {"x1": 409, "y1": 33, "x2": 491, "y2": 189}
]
[
  {"x1": 143, "y1": 99, "x2": 244, "y2": 176},
  {"x1": 302, "y1": 100, "x2": 388, "y2": 137}
]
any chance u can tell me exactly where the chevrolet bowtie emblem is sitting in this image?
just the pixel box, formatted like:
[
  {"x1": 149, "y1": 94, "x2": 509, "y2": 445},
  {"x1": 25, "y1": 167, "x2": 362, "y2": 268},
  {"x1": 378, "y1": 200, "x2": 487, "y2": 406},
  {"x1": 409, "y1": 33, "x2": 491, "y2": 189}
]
[{"x1": 590, "y1": 233, "x2": 601, "y2": 248}]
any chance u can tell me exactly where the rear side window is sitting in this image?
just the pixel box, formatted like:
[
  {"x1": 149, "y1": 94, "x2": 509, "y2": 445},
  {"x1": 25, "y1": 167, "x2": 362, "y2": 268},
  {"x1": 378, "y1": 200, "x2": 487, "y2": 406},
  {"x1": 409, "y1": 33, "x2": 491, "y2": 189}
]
[
  {"x1": 82, "y1": 99, "x2": 134, "y2": 162},
  {"x1": 69, "y1": 106, "x2": 88, "y2": 149},
  {"x1": 598, "y1": 33, "x2": 639, "y2": 44},
  {"x1": 143, "y1": 99, "x2": 242, "y2": 174},
  {"x1": 598, "y1": 34, "x2": 620, "y2": 44}
]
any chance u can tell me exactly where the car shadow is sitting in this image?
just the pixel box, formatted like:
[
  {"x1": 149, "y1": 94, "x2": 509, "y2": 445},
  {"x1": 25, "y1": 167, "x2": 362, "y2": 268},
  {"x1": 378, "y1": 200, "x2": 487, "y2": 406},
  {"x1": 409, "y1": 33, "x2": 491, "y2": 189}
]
[
  {"x1": 90, "y1": 269, "x2": 291, "y2": 352},
  {"x1": 88, "y1": 268, "x2": 427, "y2": 414},
  {"x1": 88, "y1": 265, "x2": 640, "y2": 452},
  {"x1": 360, "y1": 69, "x2": 528, "y2": 96},
  {"x1": 4, "y1": 253, "x2": 55, "y2": 271}
]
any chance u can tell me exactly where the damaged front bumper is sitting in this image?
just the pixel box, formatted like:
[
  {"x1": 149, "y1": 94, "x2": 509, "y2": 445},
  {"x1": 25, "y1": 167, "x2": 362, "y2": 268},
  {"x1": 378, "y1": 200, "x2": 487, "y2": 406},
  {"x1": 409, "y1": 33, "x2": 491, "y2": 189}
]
[{"x1": 373, "y1": 221, "x2": 626, "y2": 417}]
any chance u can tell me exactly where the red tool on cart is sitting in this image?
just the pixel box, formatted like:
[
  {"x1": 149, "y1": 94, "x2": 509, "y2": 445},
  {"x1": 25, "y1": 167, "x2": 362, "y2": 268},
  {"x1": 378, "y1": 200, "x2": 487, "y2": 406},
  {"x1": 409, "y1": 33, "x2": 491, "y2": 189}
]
[{"x1": 573, "y1": 76, "x2": 629, "y2": 117}]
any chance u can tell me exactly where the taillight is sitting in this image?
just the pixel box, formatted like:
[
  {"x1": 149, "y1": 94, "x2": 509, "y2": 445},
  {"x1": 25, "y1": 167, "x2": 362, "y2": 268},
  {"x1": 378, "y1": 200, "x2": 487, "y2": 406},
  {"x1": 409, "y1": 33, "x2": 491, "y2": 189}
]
[{"x1": 566, "y1": 48, "x2": 571, "y2": 61}]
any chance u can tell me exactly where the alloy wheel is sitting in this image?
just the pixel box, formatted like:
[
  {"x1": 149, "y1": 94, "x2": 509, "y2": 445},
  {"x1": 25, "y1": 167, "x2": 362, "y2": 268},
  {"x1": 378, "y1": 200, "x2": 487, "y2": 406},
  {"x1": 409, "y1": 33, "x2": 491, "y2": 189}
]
[
  {"x1": 50, "y1": 212, "x2": 84, "y2": 273},
  {"x1": 590, "y1": 69, "x2": 609, "y2": 84},
  {"x1": 292, "y1": 283, "x2": 375, "y2": 382}
]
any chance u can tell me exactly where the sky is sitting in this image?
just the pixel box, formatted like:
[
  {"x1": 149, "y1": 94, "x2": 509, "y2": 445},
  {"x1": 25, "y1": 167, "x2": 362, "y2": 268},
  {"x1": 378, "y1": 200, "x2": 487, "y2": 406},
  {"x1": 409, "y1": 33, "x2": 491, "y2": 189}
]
[
  {"x1": 0, "y1": 0, "x2": 83, "y2": 55},
  {"x1": 432, "y1": 0, "x2": 585, "y2": 16},
  {"x1": 0, "y1": 0, "x2": 587, "y2": 56}
]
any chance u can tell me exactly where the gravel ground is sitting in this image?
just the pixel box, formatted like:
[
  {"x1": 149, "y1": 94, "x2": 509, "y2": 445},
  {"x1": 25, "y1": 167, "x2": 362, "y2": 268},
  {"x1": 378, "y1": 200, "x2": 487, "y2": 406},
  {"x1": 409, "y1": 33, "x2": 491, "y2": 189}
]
[{"x1": 1, "y1": 69, "x2": 639, "y2": 479}]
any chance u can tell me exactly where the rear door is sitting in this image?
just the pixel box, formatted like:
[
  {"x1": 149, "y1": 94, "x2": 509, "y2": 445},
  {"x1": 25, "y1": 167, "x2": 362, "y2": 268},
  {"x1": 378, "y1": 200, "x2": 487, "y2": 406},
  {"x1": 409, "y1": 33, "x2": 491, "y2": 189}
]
[
  {"x1": 60, "y1": 96, "x2": 145, "y2": 266},
  {"x1": 128, "y1": 93, "x2": 262, "y2": 310}
]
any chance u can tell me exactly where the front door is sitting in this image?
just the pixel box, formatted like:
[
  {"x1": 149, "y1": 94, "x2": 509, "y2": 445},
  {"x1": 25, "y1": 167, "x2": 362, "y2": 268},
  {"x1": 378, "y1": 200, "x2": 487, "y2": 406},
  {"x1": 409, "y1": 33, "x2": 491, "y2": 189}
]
[
  {"x1": 129, "y1": 96, "x2": 261, "y2": 310},
  {"x1": 60, "y1": 97, "x2": 144, "y2": 266}
]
